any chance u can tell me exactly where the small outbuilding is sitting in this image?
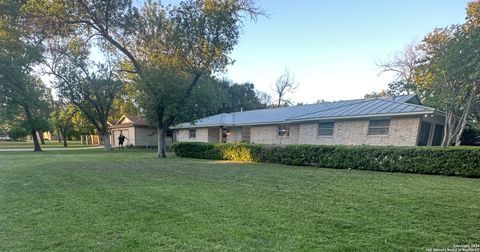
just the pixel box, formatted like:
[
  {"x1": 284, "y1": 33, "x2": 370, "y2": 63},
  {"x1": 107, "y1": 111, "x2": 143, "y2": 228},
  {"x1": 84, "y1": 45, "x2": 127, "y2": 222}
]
[{"x1": 110, "y1": 115, "x2": 171, "y2": 148}]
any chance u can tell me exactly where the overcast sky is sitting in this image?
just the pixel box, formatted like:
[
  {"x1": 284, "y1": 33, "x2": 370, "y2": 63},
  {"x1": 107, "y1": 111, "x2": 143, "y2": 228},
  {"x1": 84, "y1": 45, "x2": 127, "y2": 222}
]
[{"x1": 213, "y1": 0, "x2": 470, "y2": 103}]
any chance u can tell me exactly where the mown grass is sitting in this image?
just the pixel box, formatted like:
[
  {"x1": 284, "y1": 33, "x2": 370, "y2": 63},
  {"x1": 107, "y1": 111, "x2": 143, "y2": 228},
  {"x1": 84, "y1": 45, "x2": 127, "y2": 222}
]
[
  {"x1": 0, "y1": 149, "x2": 478, "y2": 251},
  {"x1": 0, "y1": 140, "x2": 88, "y2": 149}
]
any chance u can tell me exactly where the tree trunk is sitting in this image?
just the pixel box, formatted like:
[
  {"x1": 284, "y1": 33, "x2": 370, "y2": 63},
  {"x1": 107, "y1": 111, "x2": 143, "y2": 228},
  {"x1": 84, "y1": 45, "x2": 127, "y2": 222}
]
[
  {"x1": 24, "y1": 107, "x2": 41, "y2": 151},
  {"x1": 57, "y1": 131, "x2": 62, "y2": 143},
  {"x1": 454, "y1": 114, "x2": 468, "y2": 146},
  {"x1": 442, "y1": 112, "x2": 453, "y2": 146},
  {"x1": 453, "y1": 83, "x2": 478, "y2": 146},
  {"x1": 103, "y1": 132, "x2": 112, "y2": 150},
  {"x1": 31, "y1": 129, "x2": 42, "y2": 152},
  {"x1": 39, "y1": 130, "x2": 45, "y2": 144},
  {"x1": 62, "y1": 130, "x2": 68, "y2": 147},
  {"x1": 157, "y1": 126, "x2": 167, "y2": 158}
]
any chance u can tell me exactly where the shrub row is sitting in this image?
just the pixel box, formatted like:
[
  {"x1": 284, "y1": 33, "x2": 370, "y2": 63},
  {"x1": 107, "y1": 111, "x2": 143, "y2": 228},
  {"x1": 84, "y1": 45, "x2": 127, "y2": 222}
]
[{"x1": 172, "y1": 142, "x2": 480, "y2": 177}]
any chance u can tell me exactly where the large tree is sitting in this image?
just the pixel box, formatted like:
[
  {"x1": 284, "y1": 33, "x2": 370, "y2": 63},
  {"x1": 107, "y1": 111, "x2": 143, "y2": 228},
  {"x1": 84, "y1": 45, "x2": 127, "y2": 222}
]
[
  {"x1": 376, "y1": 41, "x2": 421, "y2": 96},
  {"x1": 133, "y1": 1, "x2": 263, "y2": 157},
  {"x1": 422, "y1": 29, "x2": 479, "y2": 146},
  {"x1": 373, "y1": 1, "x2": 480, "y2": 146},
  {"x1": 0, "y1": 58, "x2": 51, "y2": 151},
  {"x1": 50, "y1": 101, "x2": 77, "y2": 147},
  {"x1": 414, "y1": 1, "x2": 480, "y2": 146},
  {"x1": 0, "y1": 0, "x2": 50, "y2": 151},
  {"x1": 110, "y1": 82, "x2": 140, "y2": 121},
  {"x1": 46, "y1": 43, "x2": 123, "y2": 150},
  {"x1": 216, "y1": 79, "x2": 266, "y2": 113},
  {"x1": 26, "y1": 0, "x2": 263, "y2": 158}
]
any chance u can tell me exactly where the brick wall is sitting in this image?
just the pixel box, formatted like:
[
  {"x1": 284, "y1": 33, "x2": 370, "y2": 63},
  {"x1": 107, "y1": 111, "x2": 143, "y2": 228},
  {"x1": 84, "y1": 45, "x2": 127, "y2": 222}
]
[
  {"x1": 208, "y1": 128, "x2": 220, "y2": 143},
  {"x1": 250, "y1": 125, "x2": 299, "y2": 145},
  {"x1": 177, "y1": 128, "x2": 209, "y2": 142},
  {"x1": 176, "y1": 116, "x2": 422, "y2": 146},
  {"x1": 298, "y1": 117, "x2": 421, "y2": 146}
]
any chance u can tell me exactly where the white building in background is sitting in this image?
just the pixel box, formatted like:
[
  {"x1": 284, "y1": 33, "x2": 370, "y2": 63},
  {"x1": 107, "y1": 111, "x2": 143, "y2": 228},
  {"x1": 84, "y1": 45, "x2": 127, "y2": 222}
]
[{"x1": 110, "y1": 115, "x2": 172, "y2": 148}]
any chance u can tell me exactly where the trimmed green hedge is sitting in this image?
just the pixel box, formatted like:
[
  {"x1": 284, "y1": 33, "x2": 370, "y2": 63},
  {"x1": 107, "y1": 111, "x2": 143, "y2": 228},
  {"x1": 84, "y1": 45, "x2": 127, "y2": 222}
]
[{"x1": 172, "y1": 142, "x2": 480, "y2": 177}]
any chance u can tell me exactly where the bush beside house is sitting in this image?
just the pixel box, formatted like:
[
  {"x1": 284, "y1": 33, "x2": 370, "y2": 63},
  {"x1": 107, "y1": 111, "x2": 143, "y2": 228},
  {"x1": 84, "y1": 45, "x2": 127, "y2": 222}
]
[{"x1": 172, "y1": 142, "x2": 480, "y2": 177}]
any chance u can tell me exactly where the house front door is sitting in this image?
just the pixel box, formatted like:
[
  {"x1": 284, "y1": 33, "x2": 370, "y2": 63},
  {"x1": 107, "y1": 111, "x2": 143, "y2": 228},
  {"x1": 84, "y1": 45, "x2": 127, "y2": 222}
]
[{"x1": 221, "y1": 128, "x2": 228, "y2": 143}]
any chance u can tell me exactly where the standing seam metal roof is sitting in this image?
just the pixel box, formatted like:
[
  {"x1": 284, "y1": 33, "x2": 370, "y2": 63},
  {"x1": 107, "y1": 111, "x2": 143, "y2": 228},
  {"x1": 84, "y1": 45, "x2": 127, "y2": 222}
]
[{"x1": 174, "y1": 95, "x2": 435, "y2": 128}]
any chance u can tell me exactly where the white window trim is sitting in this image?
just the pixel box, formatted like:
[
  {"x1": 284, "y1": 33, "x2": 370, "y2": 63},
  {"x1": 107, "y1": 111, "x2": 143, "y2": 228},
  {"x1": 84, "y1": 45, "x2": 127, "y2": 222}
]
[
  {"x1": 189, "y1": 129, "x2": 196, "y2": 139},
  {"x1": 318, "y1": 122, "x2": 335, "y2": 137},
  {"x1": 367, "y1": 119, "x2": 390, "y2": 136},
  {"x1": 278, "y1": 125, "x2": 290, "y2": 138}
]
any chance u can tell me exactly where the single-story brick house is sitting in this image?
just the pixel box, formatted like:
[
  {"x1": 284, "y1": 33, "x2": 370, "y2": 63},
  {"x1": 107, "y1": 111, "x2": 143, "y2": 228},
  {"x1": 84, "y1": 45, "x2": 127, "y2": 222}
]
[
  {"x1": 172, "y1": 95, "x2": 445, "y2": 146},
  {"x1": 110, "y1": 115, "x2": 172, "y2": 148}
]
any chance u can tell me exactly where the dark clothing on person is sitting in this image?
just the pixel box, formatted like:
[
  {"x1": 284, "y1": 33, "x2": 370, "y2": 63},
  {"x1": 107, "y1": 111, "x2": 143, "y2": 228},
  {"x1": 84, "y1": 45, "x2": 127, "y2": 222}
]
[{"x1": 118, "y1": 135, "x2": 127, "y2": 148}]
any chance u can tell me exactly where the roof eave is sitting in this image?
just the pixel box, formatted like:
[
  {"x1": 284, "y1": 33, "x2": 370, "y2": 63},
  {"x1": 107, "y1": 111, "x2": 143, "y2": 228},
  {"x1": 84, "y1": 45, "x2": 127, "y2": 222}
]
[
  {"x1": 110, "y1": 123, "x2": 135, "y2": 129},
  {"x1": 172, "y1": 111, "x2": 437, "y2": 129},
  {"x1": 286, "y1": 111, "x2": 435, "y2": 123},
  {"x1": 170, "y1": 123, "x2": 234, "y2": 129}
]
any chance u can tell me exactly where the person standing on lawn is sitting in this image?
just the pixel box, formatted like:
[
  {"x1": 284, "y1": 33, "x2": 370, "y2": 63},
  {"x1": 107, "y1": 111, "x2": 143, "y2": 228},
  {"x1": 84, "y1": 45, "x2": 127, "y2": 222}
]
[{"x1": 118, "y1": 133, "x2": 127, "y2": 149}]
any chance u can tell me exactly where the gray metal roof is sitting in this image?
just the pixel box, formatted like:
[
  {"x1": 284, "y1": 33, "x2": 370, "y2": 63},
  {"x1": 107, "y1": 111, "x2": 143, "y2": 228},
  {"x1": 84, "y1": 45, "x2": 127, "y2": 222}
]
[
  {"x1": 390, "y1": 94, "x2": 421, "y2": 104},
  {"x1": 174, "y1": 95, "x2": 435, "y2": 129}
]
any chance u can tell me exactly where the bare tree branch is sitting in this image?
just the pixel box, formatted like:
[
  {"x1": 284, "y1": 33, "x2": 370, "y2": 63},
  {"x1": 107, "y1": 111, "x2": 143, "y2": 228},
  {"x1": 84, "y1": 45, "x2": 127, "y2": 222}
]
[{"x1": 272, "y1": 68, "x2": 299, "y2": 107}]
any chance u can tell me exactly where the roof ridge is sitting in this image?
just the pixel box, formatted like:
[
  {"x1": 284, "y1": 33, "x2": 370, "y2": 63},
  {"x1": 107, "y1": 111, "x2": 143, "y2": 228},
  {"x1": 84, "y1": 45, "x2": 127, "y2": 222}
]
[
  {"x1": 230, "y1": 95, "x2": 417, "y2": 116},
  {"x1": 116, "y1": 115, "x2": 127, "y2": 125},
  {"x1": 377, "y1": 97, "x2": 434, "y2": 111},
  {"x1": 287, "y1": 96, "x2": 433, "y2": 122},
  {"x1": 220, "y1": 113, "x2": 227, "y2": 125},
  {"x1": 288, "y1": 99, "x2": 371, "y2": 120},
  {"x1": 172, "y1": 95, "x2": 441, "y2": 129},
  {"x1": 229, "y1": 97, "x2": 372, "y2": 115}
]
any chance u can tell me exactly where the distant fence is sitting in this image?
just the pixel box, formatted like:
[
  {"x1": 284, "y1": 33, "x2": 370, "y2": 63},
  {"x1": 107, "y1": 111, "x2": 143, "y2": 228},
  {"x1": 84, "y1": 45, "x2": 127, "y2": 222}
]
[{"x1": 80, "y1": 135, "x2": 101, "y2": 145}]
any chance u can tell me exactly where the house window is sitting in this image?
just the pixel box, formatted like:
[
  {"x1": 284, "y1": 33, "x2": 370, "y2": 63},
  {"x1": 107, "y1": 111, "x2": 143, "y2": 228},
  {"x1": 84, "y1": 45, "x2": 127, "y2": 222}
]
[
  {"x1": 318, "y1": 122, "x2": 334, "y2": 136},
  {"x1": 278, "y1": 125, "x2": 289, "y2": 137},
  {"x1": 189, "y1": 129, "x2": 196, "y2": 139},
  {"x1": 241, "y1": 127, "x2": 251, "y2": 143},
  {"x1": 368, "y1": 119, "x2": 390, "y2": 135}
]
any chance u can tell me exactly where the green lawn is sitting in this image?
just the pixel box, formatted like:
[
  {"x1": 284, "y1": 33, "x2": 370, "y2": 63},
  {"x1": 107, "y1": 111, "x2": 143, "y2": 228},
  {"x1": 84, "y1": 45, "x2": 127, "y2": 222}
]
[
  {"x1": 0, "y1": 141, "x2": 90, "y2": 149},
  {"x1": 0, "y1": 150, "x2": 478, "y2": 251}
]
